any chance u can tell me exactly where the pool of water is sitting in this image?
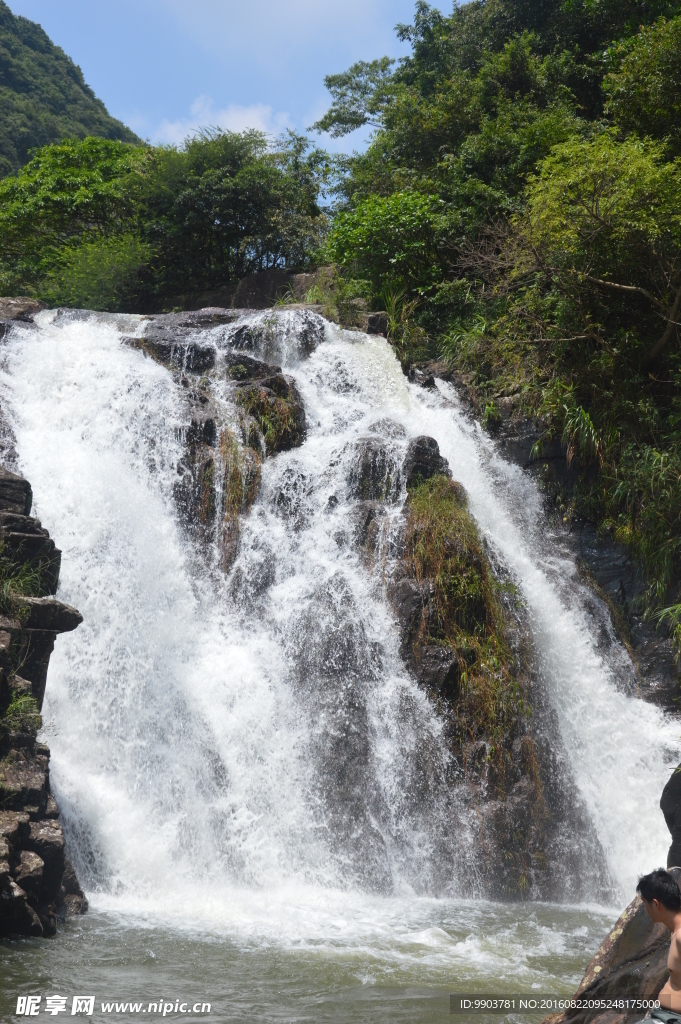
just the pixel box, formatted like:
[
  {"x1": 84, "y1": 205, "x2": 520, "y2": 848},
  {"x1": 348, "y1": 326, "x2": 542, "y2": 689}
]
[{"x1": 1, "y1": 901, "x2": 616, "y2": 1023}]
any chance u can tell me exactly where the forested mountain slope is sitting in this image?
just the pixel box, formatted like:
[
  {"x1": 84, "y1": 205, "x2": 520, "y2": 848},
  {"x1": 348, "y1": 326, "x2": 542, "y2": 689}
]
[{"x1": 0, "y1": 0, "x2": 139, "y2": 175}]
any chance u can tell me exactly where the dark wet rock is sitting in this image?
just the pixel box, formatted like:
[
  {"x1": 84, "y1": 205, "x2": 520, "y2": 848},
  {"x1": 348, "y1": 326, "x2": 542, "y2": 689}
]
[
  {"x1": 0, "y1": 878, "x2": 43, "y2": 935},
  {"x1": 349, "y1": 437, "x2": 401, "y2": 502},
  {"x1": 365, "y1": 311, "x2": 388, "y2": 336},
  {"x1": 0, "y1": 467, "x2": 32, "y2": 515},
  {"x1": 0, "y1": 505, "x2": 61, "y2": 595},
  {"x1": 0, "y1": 753, "x2": 49, "y2": 811},
  {"x1": 408, "y1": 366, "x2": 436, "y2": 388},
  {"x1": 575, "y1": 527, "x2": 680, "y2": 709},
  {"x1": 402, "y1": 436, "x2": 451, "y2": 489},
  {"x1": 174, "y1": 392, "x2": 220, "y2": 531},
  {"x1": 147, "y1": 308, "x2": 243, "y2": 330},
  {"x1": 231, "y1": 309, "x2": 325, "y2": 360},
  {"x1": 218, "y1": 429, "x2": 262, "y2": 571},
  {"x1": 26, "y1": 820, "x2": 65, "y2": 901},
  {"x1": 9, "y1": 596, "x2": 82, "y2": 633},
  {"x1": 412, "y1": 644, "x2": 460, "y2": 700},
  {"x1": 14, "y1": 849, "x2": 44, "y2": 897},
  {"x1": 388, "y1": 577, "x2": 427, "y2": 654},
  {"x1": 289, "y1": 575, "x2": 392, "y2": 892},
  {"x1": 660, "y1": 763, "x2": 681, "y2": 867},
  {"x1": 542, "y1": 869, "x2": 681, "y2": 1024},
  {"x1": 274, "y1": 464, "x2": 313, "y2": 530},
  {"x1": 57, "y1": 857, "x2": 88, "y2": 918},
  {"x1": 224, "y1": 351, "x2": 281, "y2": 382},
  {"x1": 126, "y1": 332, "x2": 217, "y2": 373},
  {"x1": 351, "y1": 501, "x2": 386, "y2": 551},
  {"x1": 383, "y1": 471, "x2": 611, "y2": 902}
]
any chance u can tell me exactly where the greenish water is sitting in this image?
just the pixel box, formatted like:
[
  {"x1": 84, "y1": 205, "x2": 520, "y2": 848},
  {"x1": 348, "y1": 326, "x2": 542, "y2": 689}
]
[{"x1": 1, "y1": 901, "x2": 615, "y2": 1023}]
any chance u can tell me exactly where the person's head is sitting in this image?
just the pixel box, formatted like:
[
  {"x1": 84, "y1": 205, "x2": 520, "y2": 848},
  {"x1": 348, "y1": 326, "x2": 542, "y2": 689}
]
[{"x1": 637, "y1": 869, "x2": 681, "y2": 921}]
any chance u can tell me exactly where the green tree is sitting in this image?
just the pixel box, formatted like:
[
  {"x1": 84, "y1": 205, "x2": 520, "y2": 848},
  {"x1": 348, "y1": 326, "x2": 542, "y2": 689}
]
[{"x1": 604, "y1": 16, "x2": 681, "y2": 155}]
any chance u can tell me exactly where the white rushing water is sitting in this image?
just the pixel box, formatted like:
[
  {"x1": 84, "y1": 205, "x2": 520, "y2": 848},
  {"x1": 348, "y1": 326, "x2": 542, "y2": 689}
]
[{"x1": 0, "y1": 308, "x2": 677, "y2": 951}]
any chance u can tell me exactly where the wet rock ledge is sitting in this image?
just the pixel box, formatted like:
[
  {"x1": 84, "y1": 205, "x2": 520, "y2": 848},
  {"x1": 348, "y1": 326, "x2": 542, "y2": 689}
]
[{"x1": 0, "y1": 467, "x2": 87, "y2": 938}]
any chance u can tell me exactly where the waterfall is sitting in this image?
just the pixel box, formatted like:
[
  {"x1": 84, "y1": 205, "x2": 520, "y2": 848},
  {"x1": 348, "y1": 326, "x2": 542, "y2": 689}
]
[{"x1": 0, "y1": 308, "x2": 676, "y2": 935}]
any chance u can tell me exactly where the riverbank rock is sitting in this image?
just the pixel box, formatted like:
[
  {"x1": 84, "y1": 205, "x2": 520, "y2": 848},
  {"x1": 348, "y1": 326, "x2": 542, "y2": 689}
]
[
  {"x1": 541, "y1": 868, "x2": 681, "y2": 1024},
  {"x1": 0, "y1": 468, "x2": 86, "y2": 937}
]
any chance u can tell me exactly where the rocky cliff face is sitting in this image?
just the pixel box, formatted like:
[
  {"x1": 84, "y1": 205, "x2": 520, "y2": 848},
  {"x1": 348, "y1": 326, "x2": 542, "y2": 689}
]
[{"x1": 0, "y1": 300, "x2": 87, "y2": 938}]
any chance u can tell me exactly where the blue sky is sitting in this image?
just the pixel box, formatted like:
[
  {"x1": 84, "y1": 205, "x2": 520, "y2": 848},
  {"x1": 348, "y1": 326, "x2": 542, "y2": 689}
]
[{"x1": 8, "y1": 0, "x2": 450, "y2": 151}]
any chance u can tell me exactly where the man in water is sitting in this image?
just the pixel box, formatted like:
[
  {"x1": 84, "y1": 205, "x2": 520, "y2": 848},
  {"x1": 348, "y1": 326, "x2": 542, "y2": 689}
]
[{"x1": 638, "y1": 869, "x2": 681, "y2": 1017}]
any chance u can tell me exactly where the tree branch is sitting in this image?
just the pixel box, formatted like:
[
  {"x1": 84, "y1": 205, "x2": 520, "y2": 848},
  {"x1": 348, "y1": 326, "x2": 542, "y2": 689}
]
[
  {"x1": 644, "y1": 278, "x2": 681, "y2": 367},
  {"x1": 575, "y1": 273, "x2": 663, "y2": 308}
]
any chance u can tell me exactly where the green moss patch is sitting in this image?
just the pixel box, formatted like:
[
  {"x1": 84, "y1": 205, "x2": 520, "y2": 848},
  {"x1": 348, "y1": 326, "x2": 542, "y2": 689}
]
[
  {"x1": 235, "y1": 384, "x2": 304, "y2": 455},
  {"x1": 404, "y1": 475, "x2": 530, "y2": 785}
]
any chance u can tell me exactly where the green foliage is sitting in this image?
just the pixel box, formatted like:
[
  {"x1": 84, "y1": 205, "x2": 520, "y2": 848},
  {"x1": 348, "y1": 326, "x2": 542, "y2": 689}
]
[
  {"x1": 604, "y1": 16, "x2": 681, "y2": 155},
  {"x1": 0, "y1": 547, "x2": 45, "y2": 614},
  {"x1": 326, "y1": 190, "x2": 440, "y2": 291},
  {"x1": 316, "y1": 1, "x2": 681, "y2": 606},
  {"x1": 482, "y1": 402, "x2": 503, "y2": 432},
  {"x1": 310, "y1": 57, "x2": 395, "y2": 137},
  {"x1": 235, "y1": 384, "x2": 303, "y2": 454},
  {"x1": 43, "y1": 234, "x2": 153, "y2": 311},
  {"x1": 657, "y1": 602, "x2": 681, "y2": 659},
  {"x1": 0, "y1": 0, "x2": 139, "y2": 176},
  {"x1": 2, "y1": 692, "x2": 41, "y2": 734},
  {"x1": 0, "y1": 131, "x2": 328, "y2": 310},
  {"x1": 521, "y1": 131, "x2": 681, "y2": 370}
]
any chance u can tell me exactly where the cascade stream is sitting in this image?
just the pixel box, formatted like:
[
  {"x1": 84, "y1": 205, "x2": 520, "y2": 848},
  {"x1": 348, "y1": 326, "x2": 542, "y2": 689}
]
[{"x1": 0, "y1": 308, "x2": 678, "y2": 1020}]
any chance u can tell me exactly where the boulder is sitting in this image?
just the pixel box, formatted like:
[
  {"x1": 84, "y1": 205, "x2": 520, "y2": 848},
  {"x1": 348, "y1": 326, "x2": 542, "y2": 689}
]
[
  {"x1": 351, "y1": 501, "x2": 385, "y2": 550},
  {"x1": 14, "y1": 850, "x2": 44, "y2": 897},
  {"x1": 543, "y1": 866, "x2": 681, "y2": 1024},
  {"x1": 10, "y1": 596, "x2": 82, "y2": 633},
  {"x1": 0, "y1": 757, "x2": 49, "y2": 811},
  {"x1": 389, "y1": 578, "x2": 427, "y2": 653},
  {"x1": 0, "y1": 810, "x2": 30, "y2": 849},
  {"x1": 365, "y1": 312, "x2": 388, "y2": 336},
  {"x1": 0, "y1": 467, "x2": 32, "y2": 515},
  {"x1": 235, "y1": 377, "x2": 306, "y2": 454},
  {"x1": 26, "y1": 819, "x2": 65, "y2": 901},
  {"x1": 0, "y1": 878, "x2": 43, "y2": 936},
  {"x1": 411, "y1": 644, "x2": 460, "y2": 700},
  {"x1": 0, "y1": 297, "x2": 46, "y2": 321},
  {"x1": 402, "y1": 436, "x2": 451, "y2": 489},
  {"x1": 0, "y1": 512, "x2": 45, "y2": 534},
  {"x1": 660, "y1": 764, "x2": 681, "y2": 867},
  {"x1": 224, "y1": 351, "x2": 281, "y2": 382},
  {"x1": 57, "y1": 857, "x2": 88, "y2": 918},
  {"x1": 349, "y1": 438, "x2": 400, "y2": 502}
]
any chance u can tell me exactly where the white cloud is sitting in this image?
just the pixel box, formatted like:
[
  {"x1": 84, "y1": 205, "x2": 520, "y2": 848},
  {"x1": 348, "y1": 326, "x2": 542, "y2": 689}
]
[{"x1": 151, "y1": 95, "x2": 291, "y2": 146}]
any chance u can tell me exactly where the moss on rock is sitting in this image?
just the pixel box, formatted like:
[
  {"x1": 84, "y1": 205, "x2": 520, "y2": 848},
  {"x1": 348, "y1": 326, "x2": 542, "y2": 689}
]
[{"x1": 235, "y1": 377, "x2": 306, "y2": 455}]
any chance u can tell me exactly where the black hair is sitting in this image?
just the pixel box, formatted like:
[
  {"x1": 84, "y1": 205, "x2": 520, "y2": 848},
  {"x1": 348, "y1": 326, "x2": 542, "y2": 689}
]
[{"x1": 637, "y1": 869, "x2": 681, "y2": 910}]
